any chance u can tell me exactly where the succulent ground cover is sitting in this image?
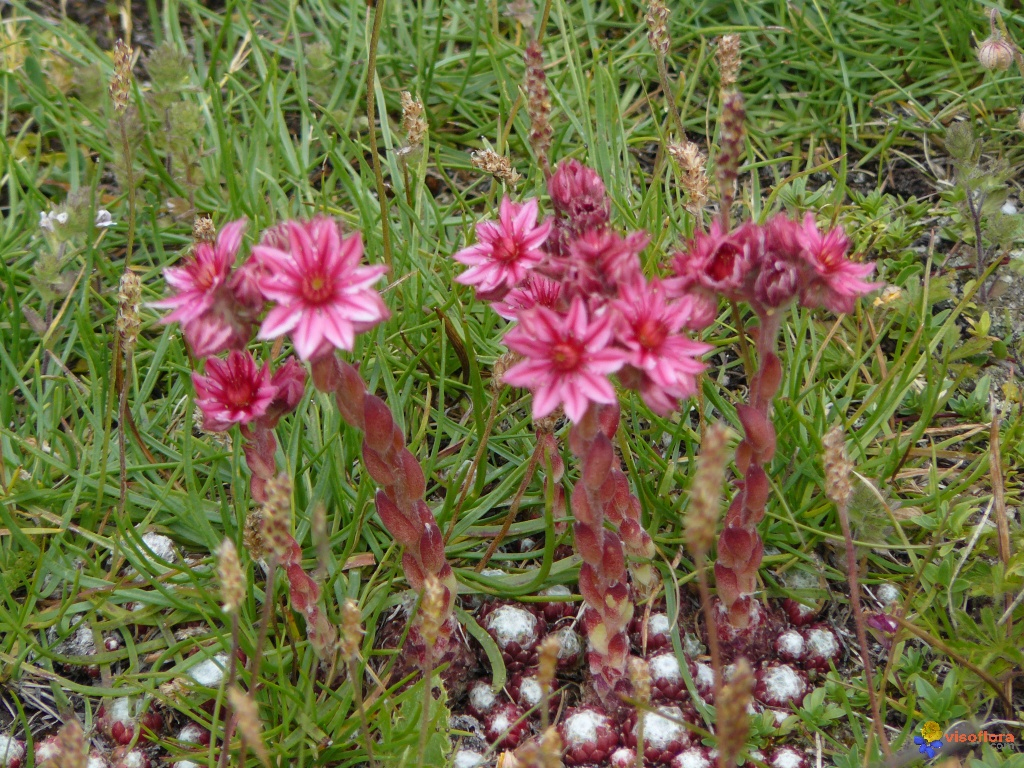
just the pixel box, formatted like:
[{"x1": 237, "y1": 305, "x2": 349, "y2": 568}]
[{"x1": 1, "y1": 1, "x2": 1023, "y2": 767}]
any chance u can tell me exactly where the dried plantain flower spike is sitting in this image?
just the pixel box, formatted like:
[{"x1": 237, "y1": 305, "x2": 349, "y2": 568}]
[
  {"x1": 668, "y1": 140, "x2": 710, "y2": 217},
  {"x1": 420, "y1": 574, "x2": 446, "y2": 649},
  {"x1": 192, "y1": 215, "x2": 216, "y2": 244},
  {"x1": 401, "y1": 91, "x2": 427, "y2": 148},
  {"x1": 217, "y1": 538, "x2": 245, "y2": 614},
  {"x1": 55, "y1": 719, "x2": 87, "y2": 768},
  {"x1": 645, "y1": 0, "x2": 670, "y2": 58},
  {"x1": 524, "y1": 40, "x2": 553, "y2": 175},
  {"x1": 260, "y1": 473, "x2": 293, "y2": 562},
  {"x1": 628, "y1": 655, "x2": 652, "y2": 703},
  {"x1": 243, "y1": 508, "x2": 265, "y2": 561},
  {"x1": 504, "y1": 0, "x2": 535, "y2": 29},
  {"x1": 822, "y1": 427, "x2": 853, "y2": 509},
  {"x1": 472, "y1": 148, "x2": 522, "y2": 186},
  {"x1": 228, "y1": 686, "x2": 270, "y2": 767},
  {"x1": 715, "y1": 658, "x2": 753, "y2": 768},
  {"x1": 339, "y1": 598, "x2": 365, "y2": 661},
  {"x1": 109, "y1": 39, "x2": 133, "y2": 113},
  {"x1": 117, "y1": 270, "x2": 142, "y2": 353},
  {"x1": 717, "y1": 34, "x2": 742, "y2": 91},
  {"x1": 715, "y1": 91, "x2": 746, "y2": 219},
  {"x1": 685, "y1": 423, "x2": 729, "y2": 558},
  {"x1": 537, "y1": 634, "x2": 559, "y2": 694}
]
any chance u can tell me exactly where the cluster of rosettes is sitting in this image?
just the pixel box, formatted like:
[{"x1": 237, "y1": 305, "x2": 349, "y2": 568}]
[
  {"x1": 452, "y1": 594, "x2": 840, "y2": 768},
  {"x1": 452, "y1": 160, "x2": 875, "y2": 421},
  {"x1": 153, "y1": 216, "x2": 390, "y2": 431}
]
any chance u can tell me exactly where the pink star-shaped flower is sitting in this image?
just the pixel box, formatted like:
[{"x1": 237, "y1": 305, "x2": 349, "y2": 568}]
[
  {"x1": 613, "y1": 278, "x2": 711, "y2": 413},
  {"x1": 192, "y1": 350, "x2": 278, "y2": 431},
  {"x1": 151, "y1": 219, "x2": 255, "y2": 357},
  {"x1": 254, "y1": 217, "x2": 389, "y2": 360},
  {"x1": 794, "y1": 214, "x2": 878, "y2": 313},
  {"x1": 454, "y1": 197, "x2": 551, "y2": 298},
  {"x1": 502, "y1": 297, "x2": 627, "y2": 422}
]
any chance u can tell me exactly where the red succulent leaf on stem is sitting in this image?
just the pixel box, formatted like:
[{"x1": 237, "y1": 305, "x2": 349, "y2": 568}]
[
  {"x1": 241, "y1": 424, "x2": 278, "y2": 504},
  {"x1": 375, "y1": 491, "x2": 420, "y2": 546},
  {"x1": 735, "y1": 404, "x2": 776, "y2": 462}
]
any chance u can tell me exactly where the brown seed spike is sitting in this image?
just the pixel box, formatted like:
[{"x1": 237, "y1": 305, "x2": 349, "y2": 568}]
[
  {"x1": 685, "y1": 423, "x2": 729, "y2": 558},
  {"x1": 715, "y1": 658, "x2": 753, "y2": 768},
  {"x1": 216, "y1": 538, "x2": 245, "y2": 614},
  {"x1": 717, "y1": 34, "x2": 742, "y2": 91},
  {"x1": 524, "y1": 41, "x2": 553, "y2": 176},
  {"x1": 109, "y1": 39, "x2": 133, "y2": 114},
  {"x1": 822, "y1": 427, "x2": 853, "y2": 509}
]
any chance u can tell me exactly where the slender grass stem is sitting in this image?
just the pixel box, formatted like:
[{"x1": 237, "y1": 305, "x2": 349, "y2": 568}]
[{"x1": 366, "y1": 0, "x2": 393, "y2": 269}]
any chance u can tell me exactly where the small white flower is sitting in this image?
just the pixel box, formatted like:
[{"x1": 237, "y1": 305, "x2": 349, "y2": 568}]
[
  {"x1": 55, "y1": 211, "x2": 69, "y2": 224},
  {"x1": 95, "y1": 209, "x2": 115, "y2": 228},
  {"x1": 39, "y1": 211, "x2": 54, "y2": 231},
  {"x1": 1001, "y1": 200, "x2": 1017, "y2": 216}
]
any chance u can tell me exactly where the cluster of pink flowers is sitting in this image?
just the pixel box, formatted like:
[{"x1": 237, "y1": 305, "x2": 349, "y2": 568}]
[
  {"x1": 454, "y1": 159, "x2": 876, "y2": 423},
  {"x1": 669, "y1": 215, "x2": 877, "y2": 320},
  {"x1": 154, "y1": 216, "x2": 390, "y2": 431},
  {"x1": 455, "y1": 160, "x2": 711, "y2": 420}
]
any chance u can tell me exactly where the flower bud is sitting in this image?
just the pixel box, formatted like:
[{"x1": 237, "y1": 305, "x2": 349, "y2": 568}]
[{"x1": 977, "y1": 35, "x2": 1015, "y2": 71}]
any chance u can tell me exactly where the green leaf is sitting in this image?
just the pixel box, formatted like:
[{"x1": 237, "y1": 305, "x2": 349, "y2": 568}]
[{"x1": 456, "y1": 605, "x2": 506, "y2": 692}]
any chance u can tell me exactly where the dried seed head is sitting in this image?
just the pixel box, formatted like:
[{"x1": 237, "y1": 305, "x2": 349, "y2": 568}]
[
  {"x1": 645, "y1": 1, "x2": 670, "y2": 58},
  {"x1": 492, "y1": 351, "x2": 521, "y2": 393},
  {"x1": 715, "y1": 91, "x2": 746, "y2": 214},
  {"x1": 537, "y1": 634, "x2": 559, "y2": 694},
  {"x1": 822, "y1": 427, "x2": 853, "y2": 508},
  {"x1": 260, "y1": 473, "x2": 293, "y2": 562},
  {"x1": 109, "y1": 39, "x2": 133, "y2": 113},
  {"x1": 116, "y1": 270, "x2": 142, "y2": 353},
  {"x1": 685, "y1": 423, "x2": 728, "y2": 558},
  {"x1": 715, "y1": 658, "x2": 753, "y2": 768},
  {"x1": 504, "y1": 0, "x2": 535, "y2": 29},
  {"x1": 628, "y1": 655, "x2": 651, "y2": 703},
  {"x1": 55, "y1": 719, "x2": 87, "y2": 768},
  {"x1": 216, "y1": 538, "x2": 245, "y2": 614},
  {"x1": 518, "y1": 726, "x2": 564, "y2": 768},
  {"x1": 717, "y1": 34, "x2": 742, "y2": 91},
  {"x1": 243, "y1": 508, "x2": 265, "y2": 561},
  {"x1": 192, "y1": 215, "x2": 216, "y2": 244},
  {"x1": 524, "y1": 41, "x2": 553, "y2": 175},
  {"x1": 668, "y1": 140, "x2": 709, "y2": 217},
  {"x1": 420, "y1": 574, "x2": 446, "y2": 649},
  {"x1": 977, "y1": 35, "x2": 1015, "y2": 71},
  {"x1": 339, "y1": 598, "x2": 364, "y2": 661},
  {"x1": 401, "y1": 91, "x2": 427, "y2": 148},
  {"x1": 472, "y1": 148, "x2": 522, "y2": 186},
  {"x1": 227, "y1": 686, "x2": 270, "y2": 767}
]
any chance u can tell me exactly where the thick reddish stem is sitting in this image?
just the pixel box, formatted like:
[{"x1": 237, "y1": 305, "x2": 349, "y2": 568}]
[
  {"x1": 714, "y1": 311, "x2": 782, "y2": 630},
  {"x1": 310, "y1": 354, "x2": 458, "y2": 667},
  {"x1": 570, "y1": 403, "x2": 641, "y2": 703}
]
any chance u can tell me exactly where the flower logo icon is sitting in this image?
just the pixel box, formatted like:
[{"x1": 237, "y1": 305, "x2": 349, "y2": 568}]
[{"x1": 915, "y1": 721, "x2": 944, "y2": 759}]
